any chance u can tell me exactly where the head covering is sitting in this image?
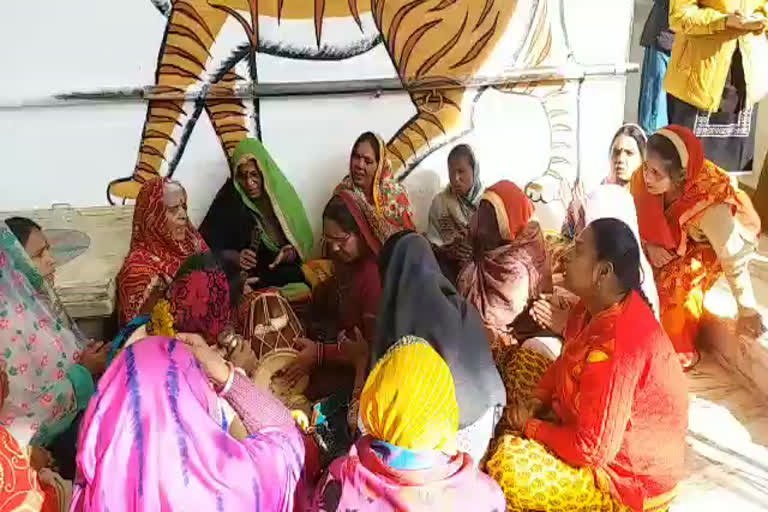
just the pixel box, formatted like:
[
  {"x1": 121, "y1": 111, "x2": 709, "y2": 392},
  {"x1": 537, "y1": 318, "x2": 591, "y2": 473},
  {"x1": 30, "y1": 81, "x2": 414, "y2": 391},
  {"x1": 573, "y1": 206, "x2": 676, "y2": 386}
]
[
  {"x1": 425, "y1": 145, "x2": 483, "y2": 248},
  {"x1": 481, "y1": 181, "x2": 534, "y2": 241},
  {"x1": 335, "y1": 133, "x2": 415, "y2": 230},
  {"x1": 0, "y1": 226, "x2": 86, "y2": 446},
  {"x1": 457, "y1": 223, "x2": 550, "y2": 333},
  {"x1": 117, "y1": 177, "x2": 207, "y2": 324},
  {"x1": 166, "y1": 262, "x2": 231, "y2": 342},
  {"x1": 334, "y1": 190, "x2": 403, "y2": 257},
  {"x1": 583, "y1": 185, "x2": 660, "y2": 319},
  {"x1": 451, "y1": 144, "x2": 484, "y2": 215},
  {"x1": 231, "y1": 138, "x2": 314, "y2": 261},
  {"x1": 376, "y1": 233, "x2": 505, "y2": 428},
  {"x1": 72, "y1": 337, "x2": 303, "y2": 511},
  {"x1": 631, "y1": 125, "x2": 761, "y2": 255},
  {"x1": 109, "y1": 255, "x2": 232, "y2": 364},
  {"x1": 361, "y1": 336, "x2": 458, "y2": 454}
]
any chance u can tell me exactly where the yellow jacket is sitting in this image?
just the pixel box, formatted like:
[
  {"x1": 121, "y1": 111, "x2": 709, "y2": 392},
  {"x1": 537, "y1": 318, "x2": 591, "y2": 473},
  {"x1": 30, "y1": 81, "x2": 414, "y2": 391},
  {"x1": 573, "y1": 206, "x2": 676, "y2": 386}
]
[{"x1": 664, "y1": 0, "x2": 768, "y2": 112}]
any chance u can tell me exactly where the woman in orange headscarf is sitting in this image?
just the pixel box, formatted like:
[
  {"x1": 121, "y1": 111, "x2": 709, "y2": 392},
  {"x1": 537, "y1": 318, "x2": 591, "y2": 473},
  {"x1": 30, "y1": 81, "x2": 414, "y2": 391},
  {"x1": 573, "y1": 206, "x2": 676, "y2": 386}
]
[
  {"x1": 457, "y1": 181, "x2": 552, "y2": 359},
  {"x1": 631, "y1": 125, "x2": 763, "y2": 368},
  {"x1": 457, "y1": 181, "x2": 554, "y2": 434}
]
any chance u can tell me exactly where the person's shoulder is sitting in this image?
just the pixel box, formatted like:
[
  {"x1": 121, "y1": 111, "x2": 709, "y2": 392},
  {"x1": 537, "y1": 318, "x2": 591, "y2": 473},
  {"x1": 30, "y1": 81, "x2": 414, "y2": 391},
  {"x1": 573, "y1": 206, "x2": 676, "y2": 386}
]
[{"x1": 615, "y1": 292, "x2": 664, "y2": 353}]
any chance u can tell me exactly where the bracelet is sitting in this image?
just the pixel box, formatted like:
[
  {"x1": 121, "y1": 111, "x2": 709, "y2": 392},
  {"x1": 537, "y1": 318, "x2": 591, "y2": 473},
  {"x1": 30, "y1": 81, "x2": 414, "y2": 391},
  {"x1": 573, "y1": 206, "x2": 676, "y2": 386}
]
[{"x1": 216, "y1": 362, "x2": 235, "y2": 395}]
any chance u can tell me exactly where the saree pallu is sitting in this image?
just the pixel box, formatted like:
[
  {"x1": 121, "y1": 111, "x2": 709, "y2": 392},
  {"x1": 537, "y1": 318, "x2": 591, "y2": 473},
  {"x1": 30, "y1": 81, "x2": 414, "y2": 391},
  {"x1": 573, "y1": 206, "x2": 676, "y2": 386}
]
[{"x1": 654, "y1": 243, "x2": 722, "y2": 368}]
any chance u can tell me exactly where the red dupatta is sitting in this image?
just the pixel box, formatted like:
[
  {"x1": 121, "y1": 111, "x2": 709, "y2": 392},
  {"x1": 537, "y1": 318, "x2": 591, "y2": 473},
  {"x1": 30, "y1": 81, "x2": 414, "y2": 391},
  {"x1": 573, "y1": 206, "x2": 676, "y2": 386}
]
[
  {"x1": 335, "y1": 189, "x2": 402, "y2": 256},
  {"x1": 631, "y1": 125, "x2": 760, "y2": 255},
  {"x1": 117, "y1": 178, "x2": 207, "y2": 324}
]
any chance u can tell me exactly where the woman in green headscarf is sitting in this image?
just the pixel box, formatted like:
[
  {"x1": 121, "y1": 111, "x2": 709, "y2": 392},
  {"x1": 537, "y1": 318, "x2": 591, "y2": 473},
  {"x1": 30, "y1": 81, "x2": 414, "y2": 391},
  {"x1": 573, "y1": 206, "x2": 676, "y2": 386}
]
[{"x1": 200, "y1": 138, "x2": 314, "y2": 292}]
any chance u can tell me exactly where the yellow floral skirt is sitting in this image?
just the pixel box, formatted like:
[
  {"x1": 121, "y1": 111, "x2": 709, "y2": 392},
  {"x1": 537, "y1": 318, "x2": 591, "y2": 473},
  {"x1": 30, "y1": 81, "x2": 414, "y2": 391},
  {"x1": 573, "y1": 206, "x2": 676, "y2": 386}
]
[{"x1": 487, "y1": 348, "x2": 660, "y2": 512}]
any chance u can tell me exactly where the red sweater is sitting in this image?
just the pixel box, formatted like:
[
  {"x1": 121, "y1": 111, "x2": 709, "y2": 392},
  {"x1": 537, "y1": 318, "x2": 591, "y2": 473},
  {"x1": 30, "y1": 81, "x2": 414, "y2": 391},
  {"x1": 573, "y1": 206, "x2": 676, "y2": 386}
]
[{"x1": 525, "y1": 292, "x2": 688, "y2": 511}]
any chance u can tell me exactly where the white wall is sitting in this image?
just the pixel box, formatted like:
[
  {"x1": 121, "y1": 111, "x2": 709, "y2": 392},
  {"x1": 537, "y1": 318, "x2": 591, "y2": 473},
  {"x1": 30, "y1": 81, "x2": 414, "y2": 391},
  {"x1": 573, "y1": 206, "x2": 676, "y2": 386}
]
[{"x1": 0, "y1": 1, "x2": 635, "y2": 238}]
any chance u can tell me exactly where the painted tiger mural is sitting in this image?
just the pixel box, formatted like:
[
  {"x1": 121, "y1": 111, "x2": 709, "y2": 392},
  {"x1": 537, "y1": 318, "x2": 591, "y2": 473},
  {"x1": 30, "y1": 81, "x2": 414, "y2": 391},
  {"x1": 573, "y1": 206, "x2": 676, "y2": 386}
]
[{"x1": 108, "y1": 0, "x2": 568, "y2": 201}]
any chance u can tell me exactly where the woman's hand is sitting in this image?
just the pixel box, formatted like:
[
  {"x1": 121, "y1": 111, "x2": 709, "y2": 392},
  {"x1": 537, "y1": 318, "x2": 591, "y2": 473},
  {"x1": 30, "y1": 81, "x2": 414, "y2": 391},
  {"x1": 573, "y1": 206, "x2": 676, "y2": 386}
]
[
  {"x1": 531, "y1": 293, "x2": 570, "y2": 336},
  {"x1": 239, "y1": 249, "x2": 258, "y2": 271},
  {"x1": 646, "y1": 244, "x2": 676, "y2": 268},
  {"x1": 280, "y1": 338, "x2": 317, "y2": 388},
  {"x1": 737, "y1": 308, "x2": 766, "y2": 338},
  {"x1": 177, "y1": 333, "x2": 230, "y2": 386},
  {"x1": 510, "y1": 398, "x2": 543, "y2": 432},
  {"x1": 29, "y1": 446, "x2": 54, "y2": 471},
  {"x1": 80, "y1": 341, "x2": 110, "y2": 377},
  {"x1": 269, "y1": 245, "x2": 297, "y2": 270},
  {"x1": 727, "y1": 12, "x2": 768, "y2": 33},
  {"x1": 338, "y1": 327, "x2": 369, "y2": 365}
]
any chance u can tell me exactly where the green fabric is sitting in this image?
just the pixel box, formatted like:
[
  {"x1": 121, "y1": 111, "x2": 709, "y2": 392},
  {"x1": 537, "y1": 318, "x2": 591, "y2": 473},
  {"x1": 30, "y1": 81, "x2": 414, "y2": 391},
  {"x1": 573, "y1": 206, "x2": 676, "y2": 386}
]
[
  {"x1": 66, "y1": 363, "x2": 96, "y2": 410},
  {"x1": 33, "y1": 364, "x2": 94, "y2": 446},
  {"x1": 231, "y1": 139, "x2": 314, "y2": 261},
  {"x1": 0, "y1": 228, "x2": 44, "y2": 292},
  {"x1": 278, "y1": 282, "x2": 311, "y2": 302}
]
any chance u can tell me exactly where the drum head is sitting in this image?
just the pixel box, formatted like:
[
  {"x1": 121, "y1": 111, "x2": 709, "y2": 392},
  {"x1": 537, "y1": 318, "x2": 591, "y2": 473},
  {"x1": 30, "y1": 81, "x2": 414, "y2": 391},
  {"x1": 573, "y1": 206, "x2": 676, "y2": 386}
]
[{"x1": 252, "y1": 349, "x2": 311, "y2": 413}]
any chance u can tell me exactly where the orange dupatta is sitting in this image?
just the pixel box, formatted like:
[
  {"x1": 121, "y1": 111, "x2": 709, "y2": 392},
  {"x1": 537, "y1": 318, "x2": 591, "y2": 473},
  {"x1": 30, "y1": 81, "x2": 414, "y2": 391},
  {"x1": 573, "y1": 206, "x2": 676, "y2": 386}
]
[
  {"x1": 631, "y1": 125, "x2": 760, "y2": 255},
  {"x1": 630, "y1": 125, "x2": 760, "y2": 367}
]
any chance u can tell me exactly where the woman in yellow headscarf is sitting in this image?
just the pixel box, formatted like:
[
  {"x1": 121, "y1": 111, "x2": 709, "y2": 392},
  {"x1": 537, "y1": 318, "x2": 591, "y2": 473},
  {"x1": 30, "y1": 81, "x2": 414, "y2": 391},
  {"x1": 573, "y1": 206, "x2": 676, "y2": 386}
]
[{"x1": 309, "y1": 336, "x2": 504, "y2": 512}]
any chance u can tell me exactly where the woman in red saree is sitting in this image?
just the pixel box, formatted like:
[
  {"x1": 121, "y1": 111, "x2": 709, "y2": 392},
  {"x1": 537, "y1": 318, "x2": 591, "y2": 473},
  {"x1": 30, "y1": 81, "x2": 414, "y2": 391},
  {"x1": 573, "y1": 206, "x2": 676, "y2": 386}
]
[
  {"x1": 117, "y1": 178, "x2": 208, "y2": 325},
  {"x1": 335, "y1": 132, "x2": 415, "y2": 231},
  {"x1": 487, "y1": 218, "x2": 688, "y2": 512},
  {"x1": 631, "y1": 125, "x2": 762, "y2": 368},
  {"x1": 283, "y1": 190, "x2": 402, "y2": 437}
]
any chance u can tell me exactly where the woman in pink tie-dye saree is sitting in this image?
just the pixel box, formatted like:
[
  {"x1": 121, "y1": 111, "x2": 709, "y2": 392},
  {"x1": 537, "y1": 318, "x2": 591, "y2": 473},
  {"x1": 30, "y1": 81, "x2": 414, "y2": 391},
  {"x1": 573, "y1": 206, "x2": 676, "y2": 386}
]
[{"x1": 71, "y1": 336, "x2": 304, "y2": 511}]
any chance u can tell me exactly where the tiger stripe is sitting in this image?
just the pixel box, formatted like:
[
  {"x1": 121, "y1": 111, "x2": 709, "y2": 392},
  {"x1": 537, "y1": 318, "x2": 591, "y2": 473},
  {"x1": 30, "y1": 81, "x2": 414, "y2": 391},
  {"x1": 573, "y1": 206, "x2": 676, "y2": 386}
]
[{"x1": 110, "y1": 0, "x2": 557, "y2": 199}]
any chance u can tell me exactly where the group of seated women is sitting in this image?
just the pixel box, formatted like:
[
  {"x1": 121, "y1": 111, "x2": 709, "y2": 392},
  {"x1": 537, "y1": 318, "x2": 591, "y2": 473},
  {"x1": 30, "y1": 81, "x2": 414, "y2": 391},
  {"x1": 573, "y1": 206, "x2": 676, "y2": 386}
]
[{"x1": 0, "y1": 122, "x2": 763, "y2": 512}]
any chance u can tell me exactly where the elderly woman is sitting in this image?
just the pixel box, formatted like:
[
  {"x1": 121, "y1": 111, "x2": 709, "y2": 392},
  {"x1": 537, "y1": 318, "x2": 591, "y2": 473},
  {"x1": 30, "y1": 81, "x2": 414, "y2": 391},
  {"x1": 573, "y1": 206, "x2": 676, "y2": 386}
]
[
  {"x1": 335, "y1": 132, "x2": 415, "y2": 231},
  {"x1": 117, "y1": 177, "x2": 208, "y2": 326},
  {"x1": 71, "y1": 335, "x2": 304, "y2": 511},
  {"x1": 311, "y1": 336, "x2": 505, "y2": 511},
  {"x1": 376, "y1": 233, "x2": 506, "y2": 462},
  {"x1": 487, "y1": 218, "x2": 688, "y2": 512},
  {"x1": 632, "y1": 125, "x2": 762, "y2": 368},
  {"x1": 426, "y1": 144, "x2": 483, "y2": 281},
  {"x1": 199, "y1": 138, "x2": 313, "y2": 295}
]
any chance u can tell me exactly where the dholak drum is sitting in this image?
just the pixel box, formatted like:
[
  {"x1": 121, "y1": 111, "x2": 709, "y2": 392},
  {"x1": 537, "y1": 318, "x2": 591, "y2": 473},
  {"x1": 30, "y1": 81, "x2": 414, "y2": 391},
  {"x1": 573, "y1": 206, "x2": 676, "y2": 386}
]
[
  {"x1": 229, "y1": 290, "x2": 309, "y2": 440},
  {"x1": 237, "y1": 289, "x2": 304, "y2": 358}
]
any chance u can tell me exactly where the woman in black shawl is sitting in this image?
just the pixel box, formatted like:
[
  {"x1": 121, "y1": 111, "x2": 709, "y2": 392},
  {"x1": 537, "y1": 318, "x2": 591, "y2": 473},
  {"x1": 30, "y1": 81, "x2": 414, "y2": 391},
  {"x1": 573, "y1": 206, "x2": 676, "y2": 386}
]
[{"x1": 376, "y1": 232, "x2": 506, "y2": 462}]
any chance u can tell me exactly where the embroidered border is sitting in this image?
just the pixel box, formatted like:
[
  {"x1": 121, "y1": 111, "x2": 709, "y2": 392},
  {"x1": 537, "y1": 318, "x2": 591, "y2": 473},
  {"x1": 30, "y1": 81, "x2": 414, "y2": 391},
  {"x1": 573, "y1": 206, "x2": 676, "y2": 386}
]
[{"x1": 693, "y1": 107, "x2": 753, "y2": 139}]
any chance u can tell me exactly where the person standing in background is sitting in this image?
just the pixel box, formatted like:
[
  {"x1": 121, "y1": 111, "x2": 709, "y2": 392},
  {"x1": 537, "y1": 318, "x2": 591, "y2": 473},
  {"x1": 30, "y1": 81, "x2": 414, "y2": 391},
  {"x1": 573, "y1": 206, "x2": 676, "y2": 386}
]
[
  {"x1": 639, "y1": 0, "x2": 675, "y2": 133},
  {"x1": 664, "y1": 0, "x2": 768, "y2": 172}
]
